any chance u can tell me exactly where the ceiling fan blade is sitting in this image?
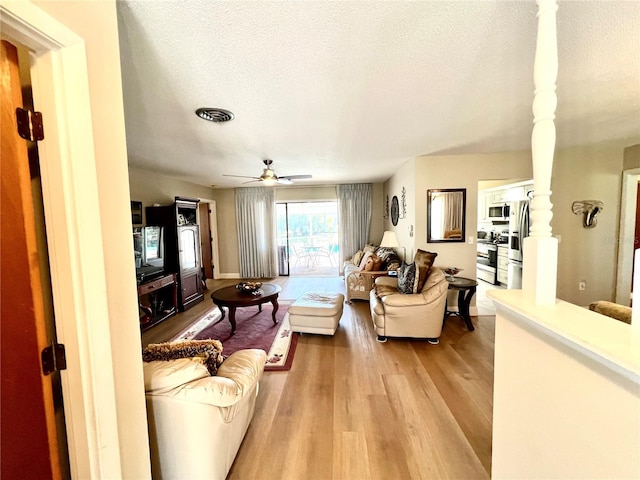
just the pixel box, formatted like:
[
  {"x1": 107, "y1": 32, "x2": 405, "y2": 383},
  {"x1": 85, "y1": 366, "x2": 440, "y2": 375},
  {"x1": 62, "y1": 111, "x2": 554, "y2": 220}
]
[
  {"x1": 276, "y1": 178, "x2": 293, "y2": 185},
  {"x1": 242, "y1": 179, "x2": 262, "y2": 184},
  {"x1": 223, "y1": 174, "x2": 261, "y2": 180},
  {"x1": 279, "y1": 174, "x2": 312, "y2": 180}
]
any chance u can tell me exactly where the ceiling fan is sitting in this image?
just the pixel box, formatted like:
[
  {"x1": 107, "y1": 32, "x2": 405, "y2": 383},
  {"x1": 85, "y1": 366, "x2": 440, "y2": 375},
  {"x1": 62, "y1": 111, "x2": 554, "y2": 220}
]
[{"x1": 223, "y1": 159, "x2": 312, "y2": 185}]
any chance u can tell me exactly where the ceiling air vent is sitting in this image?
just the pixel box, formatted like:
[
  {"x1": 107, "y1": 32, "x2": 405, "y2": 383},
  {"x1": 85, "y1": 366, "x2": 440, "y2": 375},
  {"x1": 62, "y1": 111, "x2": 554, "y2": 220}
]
[{"x1": 195, "y1": 108, "x2": 235, "y2": 123}]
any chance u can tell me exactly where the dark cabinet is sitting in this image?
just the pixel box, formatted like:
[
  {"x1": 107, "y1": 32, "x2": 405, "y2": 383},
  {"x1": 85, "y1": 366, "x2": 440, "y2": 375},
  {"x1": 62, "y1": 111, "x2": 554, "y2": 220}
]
[
  {"x1": 178, "y1": 225, "x2": 202, "y2": 308},
  {"x1": 138, "y1": 273, "x2": 178, "y2": 330},
  {"x1": 146, "y1": 197, "x2": 204, "y2": 311}
]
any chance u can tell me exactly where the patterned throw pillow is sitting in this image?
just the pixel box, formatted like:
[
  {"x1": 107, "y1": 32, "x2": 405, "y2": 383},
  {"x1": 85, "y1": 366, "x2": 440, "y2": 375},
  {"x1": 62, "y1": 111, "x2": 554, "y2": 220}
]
[
  {"x1": 376, "y1": 247, "x2": 402, "y2": 271},
  {"x1": 397, "y1": 262, "x2": 418, "y2": 294},
  {"x1": 142, "y1": 339, "x2": 224, "y2": 376},
  {"x1": 414, "y1": 249, "x2": 438, "y2": 292},
  {"x1": 351, "y1": 250, "x2": 364, "y2": 266}
]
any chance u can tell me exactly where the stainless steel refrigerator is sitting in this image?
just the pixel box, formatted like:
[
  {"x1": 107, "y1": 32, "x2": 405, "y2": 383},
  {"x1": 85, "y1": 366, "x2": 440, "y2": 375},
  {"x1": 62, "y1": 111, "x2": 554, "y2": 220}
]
[{"x1": 507, "y1": 199, "x2": 530, "y2": 289}]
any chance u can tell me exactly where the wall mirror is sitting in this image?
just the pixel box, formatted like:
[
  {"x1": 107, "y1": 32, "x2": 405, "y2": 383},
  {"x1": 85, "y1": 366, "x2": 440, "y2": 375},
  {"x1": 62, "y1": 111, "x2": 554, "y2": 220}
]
[{"x1": 427, "y1": 188, "x2": 466, "y2": 243}]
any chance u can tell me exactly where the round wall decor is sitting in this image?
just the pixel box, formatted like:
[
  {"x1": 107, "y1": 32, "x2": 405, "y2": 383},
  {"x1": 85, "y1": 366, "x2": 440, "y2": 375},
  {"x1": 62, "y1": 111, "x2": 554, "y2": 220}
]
[{"x1": 391, "y1": 195, "x2": 399, "y2": 226}]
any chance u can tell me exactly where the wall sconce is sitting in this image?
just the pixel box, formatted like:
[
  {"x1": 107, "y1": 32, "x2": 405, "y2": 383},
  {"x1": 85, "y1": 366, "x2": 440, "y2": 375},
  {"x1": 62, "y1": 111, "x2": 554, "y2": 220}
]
[
  {"x1": 399, "y1": 187, "x2": 407, "y2": 219},
  {"x1": 571, "y1": 200, "x2": 604, "y2": 228}
]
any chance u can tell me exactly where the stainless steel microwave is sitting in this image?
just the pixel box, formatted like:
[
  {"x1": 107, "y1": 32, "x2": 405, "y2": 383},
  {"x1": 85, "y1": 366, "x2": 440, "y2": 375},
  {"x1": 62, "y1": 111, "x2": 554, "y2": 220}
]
[{"x1": 488, "y1": 204, "x2": 509, "y2": 219}]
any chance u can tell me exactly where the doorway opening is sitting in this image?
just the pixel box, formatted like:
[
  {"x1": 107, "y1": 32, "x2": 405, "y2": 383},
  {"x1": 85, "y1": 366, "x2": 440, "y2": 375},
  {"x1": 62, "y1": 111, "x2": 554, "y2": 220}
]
[
  {"x1": 276, "y1": 201, "x2": 339, "y2": 276},
  {"x1": 615, "y1": 169, "x2": 640, "y2": 305},
  {"x1": 476, "y1": 179, "x2": 532, "y2": 314}
]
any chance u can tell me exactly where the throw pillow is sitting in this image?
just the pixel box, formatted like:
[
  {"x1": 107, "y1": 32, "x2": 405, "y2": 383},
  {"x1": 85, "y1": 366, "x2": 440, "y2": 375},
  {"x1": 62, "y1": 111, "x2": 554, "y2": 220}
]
[
  {"x1": 351, "y1": 250, "x2": 364, "y2": 266},
  {"x1": 376, "y1": 247, "x2": 402, "y2": 270},
  {"x1": 358, "y1": 251, "x2": 373, "y2": 269},
  {"x1": 142, "y1": 339, "x2": 224, "y2": 376},
  {"x1": 376, "y1": 247, "x2": 402, "y2": 271},
  {"x1": 362, "y1": 253, "x2": 383, "y2": 271},
  {"x1": 386, "y1": 258, "x2": 402, "y2": 271},
  {"x1": 414, "y1": 249, "x2": 438, "y2": 292},
  {"x1": 397, "y1": 262, "x2": 418, "y2": 294},
  {"x1": 363, "y1": 244, "x2": 377, "y2": 255}
]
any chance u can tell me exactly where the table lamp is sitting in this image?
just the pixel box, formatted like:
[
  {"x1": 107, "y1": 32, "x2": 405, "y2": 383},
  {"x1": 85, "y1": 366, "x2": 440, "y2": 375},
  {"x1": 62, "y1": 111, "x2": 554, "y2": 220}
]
[{"x1": 380, "y1": 231, "x2": 406, "y2": 262}]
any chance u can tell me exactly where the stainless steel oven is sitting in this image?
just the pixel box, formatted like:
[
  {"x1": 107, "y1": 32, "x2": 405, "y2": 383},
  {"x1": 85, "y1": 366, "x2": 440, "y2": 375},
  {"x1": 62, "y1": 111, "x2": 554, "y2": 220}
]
[{"x1": 476, "y1": 242, "x2": 498, "y2": 284}]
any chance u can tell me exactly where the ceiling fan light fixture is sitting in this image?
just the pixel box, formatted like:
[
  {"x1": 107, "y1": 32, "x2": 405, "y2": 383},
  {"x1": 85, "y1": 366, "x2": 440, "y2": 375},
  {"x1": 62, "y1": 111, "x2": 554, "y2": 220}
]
[
  {"x1": 195, "y1": 107, "x2": 235, "y2": 123},
  {"x1": 222, "y1": 159, "x2": 311, "y2": 186}
]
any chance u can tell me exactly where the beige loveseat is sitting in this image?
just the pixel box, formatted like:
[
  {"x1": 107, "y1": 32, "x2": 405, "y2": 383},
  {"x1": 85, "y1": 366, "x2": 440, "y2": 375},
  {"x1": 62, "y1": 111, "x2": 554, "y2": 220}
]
[
  {"x1": 143, "y1": 349, "x2": 266, "y2": 480},
  {"x1": 343, "y1": 244, "x2": 402, "y2": 302},
  {"x1": 369, "y1": 267, "x2": 448, "y2": 343}
]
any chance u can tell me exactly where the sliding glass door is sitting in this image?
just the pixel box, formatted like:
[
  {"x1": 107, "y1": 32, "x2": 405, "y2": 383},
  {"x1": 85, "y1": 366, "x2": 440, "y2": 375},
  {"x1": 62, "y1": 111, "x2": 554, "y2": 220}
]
[{"x1": 276, "y1": 202, "x2": 339, "y2": 276}]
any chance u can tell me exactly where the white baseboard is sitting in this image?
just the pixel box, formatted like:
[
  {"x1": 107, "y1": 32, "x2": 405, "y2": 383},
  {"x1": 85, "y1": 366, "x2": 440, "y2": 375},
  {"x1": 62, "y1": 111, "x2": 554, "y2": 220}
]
[{"x1": 215, "y1": 273, "x2": 240, "y2": 279}]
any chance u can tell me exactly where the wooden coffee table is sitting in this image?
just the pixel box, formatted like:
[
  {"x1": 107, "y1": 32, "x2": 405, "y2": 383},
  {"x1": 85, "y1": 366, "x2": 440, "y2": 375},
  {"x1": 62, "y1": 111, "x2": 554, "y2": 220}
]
[{"x1": 210, "y1": 283, "x2": 282, "y2": 334}]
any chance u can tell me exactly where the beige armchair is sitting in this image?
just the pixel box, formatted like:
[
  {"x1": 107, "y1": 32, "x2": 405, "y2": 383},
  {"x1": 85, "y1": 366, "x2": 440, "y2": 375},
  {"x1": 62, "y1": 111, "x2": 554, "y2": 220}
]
[
  {"x1": 143, "y1": 349, "x2": 267, "y2": 480},
  {"x1": 369, "y1": 267, "x2": 448, "y2": 343}
]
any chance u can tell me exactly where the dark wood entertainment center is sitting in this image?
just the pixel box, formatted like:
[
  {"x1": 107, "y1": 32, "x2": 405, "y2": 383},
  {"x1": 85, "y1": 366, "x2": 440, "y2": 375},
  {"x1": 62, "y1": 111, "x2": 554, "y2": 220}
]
[
  {"x1": 146, "y1": 197, "x2": 204, "y2": 313},
  {"x1": 138, "y1": 273, "x2": 178, "y2": 331}
]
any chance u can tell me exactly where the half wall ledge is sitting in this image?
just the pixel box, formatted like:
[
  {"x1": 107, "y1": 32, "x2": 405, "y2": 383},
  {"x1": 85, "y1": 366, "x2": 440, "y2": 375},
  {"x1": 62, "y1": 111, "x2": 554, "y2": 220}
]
[
  {"x1": 488, "y1": 289, "x2": 640, "y2": 383},
  {"x1": 489, "y1": 289, "x2": 640, "y2": 480}
]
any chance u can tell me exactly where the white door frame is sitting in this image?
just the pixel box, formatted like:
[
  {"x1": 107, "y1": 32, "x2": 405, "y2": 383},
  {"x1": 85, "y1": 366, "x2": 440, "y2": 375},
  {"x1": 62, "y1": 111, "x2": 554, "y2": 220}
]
[
  {"x1": 1, "y1": 2, "x2": 122, "y2": 478},
  {"x1": 616, "y1": 168, "x2": 640, "y2": 305}
]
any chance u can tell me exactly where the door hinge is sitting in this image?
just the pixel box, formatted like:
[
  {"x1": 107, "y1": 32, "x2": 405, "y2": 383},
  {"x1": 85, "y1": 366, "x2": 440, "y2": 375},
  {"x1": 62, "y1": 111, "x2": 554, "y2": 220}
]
[
  {"x1": 41, "y1": 340, "x2": 67, "y2": 375},
  {"x1": 16, "y1": 107, "x2": 45, "y2": 142}
]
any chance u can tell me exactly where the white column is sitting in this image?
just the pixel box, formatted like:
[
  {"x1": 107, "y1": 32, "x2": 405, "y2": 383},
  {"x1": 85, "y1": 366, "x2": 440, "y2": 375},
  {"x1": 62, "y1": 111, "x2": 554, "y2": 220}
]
[{"x1": 522, "y1": 0, "x2": 559, "y2": 305}]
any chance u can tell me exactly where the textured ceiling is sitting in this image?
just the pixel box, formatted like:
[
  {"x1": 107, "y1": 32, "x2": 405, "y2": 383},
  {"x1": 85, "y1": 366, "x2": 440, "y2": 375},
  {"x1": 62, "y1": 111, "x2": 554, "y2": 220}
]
[{"x1": 116, "y1": 1, "x2": 640, "y2": 188}]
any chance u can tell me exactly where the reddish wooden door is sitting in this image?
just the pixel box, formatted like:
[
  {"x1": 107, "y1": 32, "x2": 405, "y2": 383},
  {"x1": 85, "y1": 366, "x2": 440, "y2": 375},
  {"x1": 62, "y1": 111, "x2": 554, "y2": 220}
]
[
  {"x1": 633, "y1": 182, "x2": 640, "y2": 293},
  {"x1": 1, "y1": 40, "x2": 62, "y2": 480},
  {"x1": 199, "y1": 202, "x2": 214, "y2": 279}
]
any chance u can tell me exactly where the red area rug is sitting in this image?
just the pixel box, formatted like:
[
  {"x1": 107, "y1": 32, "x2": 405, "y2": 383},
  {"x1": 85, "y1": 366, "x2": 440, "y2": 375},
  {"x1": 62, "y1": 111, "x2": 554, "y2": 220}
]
[{"x1": 171, "y1": 302, "x2": 298, "y2": 371}]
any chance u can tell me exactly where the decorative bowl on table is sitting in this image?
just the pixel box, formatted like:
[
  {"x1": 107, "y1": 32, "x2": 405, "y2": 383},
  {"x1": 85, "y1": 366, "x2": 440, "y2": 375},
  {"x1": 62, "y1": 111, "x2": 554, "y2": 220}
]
[
  {"x1": 443, "y1": 267, "x2": 463, "y2": 281},
  {"x1": 236, "y1": 281, "x2": 263, "y2": 294}
]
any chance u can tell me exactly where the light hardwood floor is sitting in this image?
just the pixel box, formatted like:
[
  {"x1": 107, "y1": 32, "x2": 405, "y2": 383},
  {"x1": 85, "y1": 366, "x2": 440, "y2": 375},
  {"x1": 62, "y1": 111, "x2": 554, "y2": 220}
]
[{"x1": 141, "y1": 276, "x2": 495, "y2": 479}]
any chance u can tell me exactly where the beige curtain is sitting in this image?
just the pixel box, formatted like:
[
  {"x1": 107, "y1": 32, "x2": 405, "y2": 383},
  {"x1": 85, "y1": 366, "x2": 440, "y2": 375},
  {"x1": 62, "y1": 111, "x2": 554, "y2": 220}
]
[
  {"x1": 235, "y1": 187, "x2": 278, "y2": 278},
  {"x1": 337, "y1": 183, "x2": 372, "y2": 266}
]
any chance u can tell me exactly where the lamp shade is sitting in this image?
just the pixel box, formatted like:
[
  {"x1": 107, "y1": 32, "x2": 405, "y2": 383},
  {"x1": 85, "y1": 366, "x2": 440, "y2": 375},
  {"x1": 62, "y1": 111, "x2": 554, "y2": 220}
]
[{"x1": 380, "y1": 231, "x2": 400, "y2": 248}]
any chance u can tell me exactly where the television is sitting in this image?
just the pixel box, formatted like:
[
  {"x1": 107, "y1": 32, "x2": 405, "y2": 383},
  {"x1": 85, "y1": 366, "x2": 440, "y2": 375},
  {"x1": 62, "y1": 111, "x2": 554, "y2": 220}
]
[{"x1": 134, "y1": 226, "x2": 165, "y2": 282}]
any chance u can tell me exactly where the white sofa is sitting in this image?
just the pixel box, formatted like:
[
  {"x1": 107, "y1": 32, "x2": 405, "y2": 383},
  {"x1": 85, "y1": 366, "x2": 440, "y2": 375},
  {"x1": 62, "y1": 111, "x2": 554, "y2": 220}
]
[
  {"x1": 143, "y1": 349, "x2": 267, "y2": 480},
  {"x1": 369, "y1": 267, "x2": 448, "y2": 342}
]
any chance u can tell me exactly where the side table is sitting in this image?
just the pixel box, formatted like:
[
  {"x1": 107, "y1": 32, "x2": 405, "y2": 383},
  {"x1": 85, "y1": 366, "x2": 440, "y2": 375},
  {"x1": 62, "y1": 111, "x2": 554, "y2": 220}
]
[{"x1": 444, "y1": 276, "x2": 477, "y2": 331}]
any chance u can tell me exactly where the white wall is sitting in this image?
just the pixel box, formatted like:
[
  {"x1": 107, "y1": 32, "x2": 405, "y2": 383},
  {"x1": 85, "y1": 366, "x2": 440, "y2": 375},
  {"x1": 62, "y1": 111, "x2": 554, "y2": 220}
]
[
  {"x1": 381, "y1": 147, "x2": 631, "y2": 307},
  {"x1": 33, "y1": 1, "x2": 150, "y2": 477},
  {"x1": 491, "y1": 291, "x2": 640, "y2": 479},
  {"x1": 551, "y1": 146, "x2": 625, "y2": 305},
  {"x1": 128, "y1": 166, "x2": 215, "y2": 224},
  {"x1": 623, "y1": 144, "x2": 640, "y2": 171},
  {"x1": 383, "y1": 159, "x2": 415, "y2": 260},
  {"x1": 414, "y1": 152, "x2": 533, "y2": 282}
]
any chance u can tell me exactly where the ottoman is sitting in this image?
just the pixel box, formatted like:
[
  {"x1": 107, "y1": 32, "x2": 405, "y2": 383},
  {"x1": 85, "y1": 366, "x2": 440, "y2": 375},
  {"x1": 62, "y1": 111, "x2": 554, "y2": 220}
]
[{"x1": 288, "y1": 292, "x2": 345, "y2": 335}]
